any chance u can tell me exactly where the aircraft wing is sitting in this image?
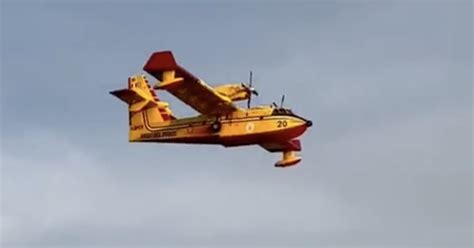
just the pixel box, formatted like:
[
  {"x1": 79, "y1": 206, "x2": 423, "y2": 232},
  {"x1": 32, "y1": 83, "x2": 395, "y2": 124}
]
[
  {"x1": 143, "y1": 51, "x2": 239, "y2": 115},
  {"x1": 260, "y1": 139, "x2": 303, "y2": 167},
  {"x1": 259, "y1": 139, "x2": 302, "y2": 152}
]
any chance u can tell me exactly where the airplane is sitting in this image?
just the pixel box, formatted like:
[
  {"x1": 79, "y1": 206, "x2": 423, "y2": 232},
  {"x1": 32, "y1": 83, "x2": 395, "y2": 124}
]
[{"x1": 110, "y1": 51, "x2": 312, "y2": 167}]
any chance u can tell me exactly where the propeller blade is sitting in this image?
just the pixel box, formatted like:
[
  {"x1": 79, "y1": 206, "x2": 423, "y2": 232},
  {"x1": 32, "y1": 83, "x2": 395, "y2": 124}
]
[
  {"x1": 246, "y1": 70, "x2": 255, "y2": 108},
  {"x1": 249, "y1": 70, "x2": 253, "y2": 87},
  {"x1": 280, "y1": 94, "x2": 285, "y2": 108}
]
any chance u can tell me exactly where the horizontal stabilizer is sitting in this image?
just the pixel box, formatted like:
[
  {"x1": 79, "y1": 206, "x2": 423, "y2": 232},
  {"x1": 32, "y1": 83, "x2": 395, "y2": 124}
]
[
  {"x1": 110, "y1": 89, "x2": 143, "y2": 104},
  {"x1": 110, "y1": 89, "x2": 157, "y2": 112}
]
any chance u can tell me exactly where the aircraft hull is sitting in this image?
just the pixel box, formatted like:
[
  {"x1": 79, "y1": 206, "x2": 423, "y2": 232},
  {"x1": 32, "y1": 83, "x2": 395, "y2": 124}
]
[{"x1": 134, "y1": 113, "x2": 309, "y2": 147}]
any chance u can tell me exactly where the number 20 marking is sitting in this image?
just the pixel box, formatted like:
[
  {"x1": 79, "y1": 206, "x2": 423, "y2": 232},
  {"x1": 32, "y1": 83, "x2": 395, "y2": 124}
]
[{"x1": 277, "y1": 120, "x2": 288, "y2": 128}]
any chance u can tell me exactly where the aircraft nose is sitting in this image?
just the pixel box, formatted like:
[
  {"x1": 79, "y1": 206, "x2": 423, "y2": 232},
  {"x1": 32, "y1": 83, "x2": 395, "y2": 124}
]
[{"x1": 306, "y1": 120, "x2": 313, "y2": 127}]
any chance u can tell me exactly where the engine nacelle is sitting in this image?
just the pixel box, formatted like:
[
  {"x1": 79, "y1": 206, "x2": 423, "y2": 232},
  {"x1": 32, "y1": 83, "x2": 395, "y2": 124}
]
[{"x1": 214, "y1": 84, "x2": 250, "y2": 102}]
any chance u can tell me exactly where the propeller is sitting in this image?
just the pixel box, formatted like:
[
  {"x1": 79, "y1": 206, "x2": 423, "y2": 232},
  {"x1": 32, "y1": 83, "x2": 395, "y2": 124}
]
[
  {"x1": 242, "y1": 70, "x2": 259, "y2": 108},
  {"x1": 280, "y1": 94, "x2": 285, "y2": 108}
]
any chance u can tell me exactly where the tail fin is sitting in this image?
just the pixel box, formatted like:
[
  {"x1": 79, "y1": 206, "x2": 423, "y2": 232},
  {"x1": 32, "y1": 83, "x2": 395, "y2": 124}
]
[{"x1": 110, "y1": 75, "x2": 175, "y2": 141}]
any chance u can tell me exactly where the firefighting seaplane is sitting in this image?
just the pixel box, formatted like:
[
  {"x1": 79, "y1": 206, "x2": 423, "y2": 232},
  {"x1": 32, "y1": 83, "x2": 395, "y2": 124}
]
[{"x1": 110, "y1": 51, "x2": 312, "y2": 167}]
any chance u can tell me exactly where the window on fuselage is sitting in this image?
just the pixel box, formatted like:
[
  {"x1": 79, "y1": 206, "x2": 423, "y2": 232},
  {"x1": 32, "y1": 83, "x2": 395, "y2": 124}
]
[{"x1": 272, "y1": 108, "x2": 294, "y2": 116}]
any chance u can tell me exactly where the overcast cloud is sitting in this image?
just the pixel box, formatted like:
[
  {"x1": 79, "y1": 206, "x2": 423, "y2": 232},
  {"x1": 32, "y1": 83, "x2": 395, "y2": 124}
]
[{"x1": 1, "y1": 1, "x2": 472, "y2": 247}]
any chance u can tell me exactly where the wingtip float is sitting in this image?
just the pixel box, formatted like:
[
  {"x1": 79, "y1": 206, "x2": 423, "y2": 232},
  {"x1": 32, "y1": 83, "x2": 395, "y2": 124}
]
[{"x1": 111, "y1": 51, "x2": 313, "y2": 168}]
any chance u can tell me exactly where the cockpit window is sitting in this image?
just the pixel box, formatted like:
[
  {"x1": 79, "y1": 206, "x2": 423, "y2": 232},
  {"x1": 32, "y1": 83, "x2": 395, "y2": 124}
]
[{"x1": 272, "y1": 108, "x2": 294, "y2": 116}]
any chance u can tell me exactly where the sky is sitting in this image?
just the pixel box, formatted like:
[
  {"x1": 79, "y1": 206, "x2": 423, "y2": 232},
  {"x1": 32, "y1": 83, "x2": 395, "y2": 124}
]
[{"x1": 1, "y1": 1, "x2": 472, "y2": 247}]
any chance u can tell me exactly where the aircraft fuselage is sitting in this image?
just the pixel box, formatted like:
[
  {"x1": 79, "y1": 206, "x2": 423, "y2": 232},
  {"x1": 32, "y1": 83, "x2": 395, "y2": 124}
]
[{"x1": 131, "y1": 107, "x2": 312, "y2": 147}]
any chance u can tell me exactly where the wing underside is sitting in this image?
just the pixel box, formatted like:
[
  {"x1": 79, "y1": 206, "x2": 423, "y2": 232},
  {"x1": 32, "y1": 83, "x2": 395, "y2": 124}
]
[
  {"x1": 259, "y1": 139, "x2": 302, "y2": 152},
  {"x1": 260, "y1": 139, "x2": 302, "y2": 168},
  {"x1": 143, "y1": 51, "x2": 238, "y2": 115}
]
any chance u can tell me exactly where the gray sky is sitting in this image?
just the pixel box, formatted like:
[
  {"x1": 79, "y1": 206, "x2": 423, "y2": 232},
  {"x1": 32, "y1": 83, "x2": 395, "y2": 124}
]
[{"x1": 1, "y1": 1, "x2": 472, "y2": 247}]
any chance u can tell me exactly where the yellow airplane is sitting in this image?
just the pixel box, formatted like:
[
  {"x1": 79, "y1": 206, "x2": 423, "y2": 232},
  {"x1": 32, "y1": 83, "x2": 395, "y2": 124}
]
[{"x1": 110, "y1": 51, "x2": 312, "y2": 167}]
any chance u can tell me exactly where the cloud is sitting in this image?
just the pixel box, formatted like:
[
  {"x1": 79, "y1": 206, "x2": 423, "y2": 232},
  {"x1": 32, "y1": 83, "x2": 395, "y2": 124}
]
[
  {"x1": 1, "y1": 129, "x2": 351, "y2": 246},
  {"x1": 1, "y1": 1, "x2": 472, "y2": 247},
  {"x1": 2, "y1": 103, "x2": 471, "y2": 247}
]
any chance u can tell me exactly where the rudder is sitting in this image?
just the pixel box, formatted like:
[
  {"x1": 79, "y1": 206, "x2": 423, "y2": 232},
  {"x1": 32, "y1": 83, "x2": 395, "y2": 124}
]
[{"x1": 110, "y1": 75, "x2": 175, "y2": 141}]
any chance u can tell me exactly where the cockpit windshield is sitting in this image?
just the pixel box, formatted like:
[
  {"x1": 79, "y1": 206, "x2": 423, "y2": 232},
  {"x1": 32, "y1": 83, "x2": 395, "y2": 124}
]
[
  {"x1": 271, "y1": 108, "x2": 294, "y2": 116},
  {"x1": 270, "y1": 106, "x2": 308, "y2": 122}
]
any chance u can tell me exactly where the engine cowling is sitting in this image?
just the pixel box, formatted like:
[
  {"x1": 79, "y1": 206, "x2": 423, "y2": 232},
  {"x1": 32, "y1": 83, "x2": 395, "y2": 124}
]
[{"x1": 214, "y1": 84, "x2": 250, "y2": 102}]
